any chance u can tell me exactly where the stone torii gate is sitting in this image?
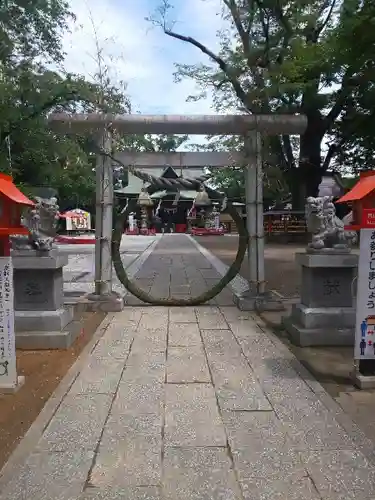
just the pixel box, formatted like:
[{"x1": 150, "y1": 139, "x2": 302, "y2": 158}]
[{"x1": 48, "y1": 114, "x2": 307, "y2": 310}]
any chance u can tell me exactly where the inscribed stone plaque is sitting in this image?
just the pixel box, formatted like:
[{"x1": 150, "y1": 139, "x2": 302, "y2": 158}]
[
  {"x1": 14, "y1": 268, "x2": 63, "y2": 311},
  {"x1": 301, "y1": 267, "x2": 354, "y2": 308}
]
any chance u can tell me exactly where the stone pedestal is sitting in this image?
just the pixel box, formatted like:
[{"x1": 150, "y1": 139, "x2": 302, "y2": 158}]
[
  {"x1": 86, "y1": 291, "x2": 124, "y2": 312},
  {"x1": 283, "y1": 252, "x2": 358, "y2": 346},
  {"x1": 234, "y1": 289, "x2": 285, "y2": 312},
  {"x1": 12, "y1": 249, "x2": 74, "y2": 349}
]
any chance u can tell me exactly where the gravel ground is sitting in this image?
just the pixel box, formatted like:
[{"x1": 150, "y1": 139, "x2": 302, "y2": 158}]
[{"x1": 194, "y1": 235, "x2": 304, "y2": 298}]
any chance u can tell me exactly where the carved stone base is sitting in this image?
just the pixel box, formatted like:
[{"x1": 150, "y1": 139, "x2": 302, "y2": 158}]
[
  {"x1": 12, "y1": 249, "x2": 74, "y2": 349},
  {"x1": 352, "y1": 371, "x2": 375, "y2": 390},
  {"x1": 283, "y1": 316, "x2": 354, "y2": 347},
  {"x1": 291, "y1": 303, "x2": 355, "y2": 329},
  {"x1": 15, "y1": 307, "x2": 73, "y2": 332},
  {"x1": 306, "y1": 247, "x2": 351, "y2": 255},
  {"x1": 234, "y1": 290, "x2": 285, "y2": 312},
  {"x1": 284, "y1": 251, "x2": 358, "y2": 347},
  {"x1": 15, "y1": 307, "x2": 74, "y2": 349},
  {"x1": 12, "y1": 249, "x2": 67, "y2": 311},
  {"x1": 86, "y1": 291, "x2": 124, "y2": 312}
]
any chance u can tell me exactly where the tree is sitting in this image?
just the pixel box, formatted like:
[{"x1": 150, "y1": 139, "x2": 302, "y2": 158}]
[
  {"x1": 0, "y1": 0, "x2": 73, "y2": 64},
  {"x1": 0, "y1": 0, "x2": 133, "y2": 209},
  {"x1": 150, "y1": 0, "x2": 375, "y2": 207},
  {"x1": 140, "y1": 134, "x2": 189, "y2": 152},
  {"x1": 0, "y1": 0, "x2": 84, "y2": 147},
  {"x1": 0, "y1": 1, "x2": 88, "y2": 195},
  {"x1": 192, "y1": 134, "x2": 290, "y2": 205},
  {"x1": 328, "y1": 1, "x2": 375, "y2": 173}
]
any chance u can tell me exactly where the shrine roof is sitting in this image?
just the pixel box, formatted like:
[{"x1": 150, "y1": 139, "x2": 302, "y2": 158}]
[
  {"x1": 161, "y1": 165, "x2": 178, "y2": 179},
  {"x1": 0, "y1": 174, "x2": 34, "y2": 206},
  {"x1": 337, "y1": 172, "x2": 375, "y2": 203}
]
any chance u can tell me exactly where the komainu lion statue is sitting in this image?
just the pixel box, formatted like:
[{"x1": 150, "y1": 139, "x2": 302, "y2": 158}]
[
  {"x1": 305, "y1": 196, "x2": 357, "y2": 251},
  {"x1": 11, "y1": 196, "x2": 59, "y2": 251}
]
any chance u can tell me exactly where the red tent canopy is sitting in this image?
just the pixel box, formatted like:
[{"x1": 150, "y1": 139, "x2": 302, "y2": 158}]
[{"x1": 0, "y1": 174, "x2": 34, "y2": 207}]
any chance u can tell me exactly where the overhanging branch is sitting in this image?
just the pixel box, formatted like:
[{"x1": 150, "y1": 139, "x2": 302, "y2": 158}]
[
  {"x1": 164, "y1": 29, "x2": 251, "y2": 111},
  {"x1": 322, "y1": 143, "x2": 338, "y2": 171},
  {"x1": 315, "y1": 0, "x2": 338, "y2": 38},
  {"x1": 0, "y1": 90, "x2": 95, "y2": 146}
]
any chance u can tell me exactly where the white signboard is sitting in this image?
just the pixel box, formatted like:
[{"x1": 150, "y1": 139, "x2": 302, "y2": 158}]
[
  {"x1": 0, "y1": 257, "x2": 18, "y2": 388},
  {"x1": 355, "y1": 209, "x2": 375, "y2": 359},
  {"x1": 65, "y1": 209, "x2": 91, "y2": 231}
]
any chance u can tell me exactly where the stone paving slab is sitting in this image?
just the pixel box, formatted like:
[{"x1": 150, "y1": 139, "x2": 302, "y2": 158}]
[
  {"x1": 240, "y1": 474, "x2": 321, "y2": 500},
  {"x1": 165, "y1": 383, "x2": 227, "y2": 447},
  {"x1": 131, "y1": 328, "x2": 167, "y2": 353},
  {"x1": 222, "y1": 410, "x2": 290, "y2": 451},
  {"x1": 69, "y1": 357, "x2": 125, "y2": 395},
  {"x1": 89, "y1": 412, "x2": 162, "y2": 488},
  {"x1": 91, "y1": 335, "x2": 134, "y2": 360},
  {"x1": 89, "y1": 445, "x2": 161, "y2": 488},
  {"x1": 2, "y1": 305, "x2": 375, "y2": 500},
  {"x1": 78, "y1": 486, "x2": 162, "y2": 500},
  {"x1": 168, "y1": 322, "x2": 201, "y2": 345},
  {"x1": 302, "y1": 449, "x2": 375, "y2": 500},
  {"x1": 166, "y1": 345, "x2": 210, "y2": 383},
  {"x1": 163, "y1": 447, "x2": 241, "y2": 500},
  {"x1": 202, "y1": 328, "x2": 272, "y2": 411},
  {"x1": 112, "y1": 378, "x2": 164, "y2": 415},
  {"x1": 124, "y1": 235, "x2": 235, "y2": 306},
  {"x1": 0, "y1": 449, "x2": 94, "y2": 500},
  {"x1": 63, "y1": 236, "x2": 156, "y2": 291},
  {"x1": 36, "y1": 393, "x2": 113, "y2": 452}
]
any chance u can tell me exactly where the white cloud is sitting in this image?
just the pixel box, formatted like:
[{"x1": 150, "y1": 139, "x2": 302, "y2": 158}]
[{"x1": 62, "y1": 0, "x2": 228, "y2": 119}]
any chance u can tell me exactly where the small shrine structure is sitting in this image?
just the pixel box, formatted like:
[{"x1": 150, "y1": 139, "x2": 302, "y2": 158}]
[
  {"x1": 115, "y1": 164, "x2": 211, "y2": 233},
  {"x1": 336, "y1": 171, "x2": 375, "y2": 230}
]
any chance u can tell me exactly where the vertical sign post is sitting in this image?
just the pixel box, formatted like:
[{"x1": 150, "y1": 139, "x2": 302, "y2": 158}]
[
  {"x1": 0, "y1": 253, "x2": 24, "y2": 393},
  {"x1": 354, "y1": 209, "x2": 375, "y2": 387}
]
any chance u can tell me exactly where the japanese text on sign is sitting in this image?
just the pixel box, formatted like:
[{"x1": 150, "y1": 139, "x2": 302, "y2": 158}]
[
  {"x1": 0, "y1": 257, "x2": 17, "y2": 385},
  {"x1": 355, "y1": 214, "x2": 375, "y2": 359},
  {"x1": 367, "y1": 231, "x2": 375, "y2": 310}
]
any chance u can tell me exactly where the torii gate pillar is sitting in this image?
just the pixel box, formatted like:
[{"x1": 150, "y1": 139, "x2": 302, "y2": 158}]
[{"x1": 234, "y1": 131, "x2": 284, "y2": 312}]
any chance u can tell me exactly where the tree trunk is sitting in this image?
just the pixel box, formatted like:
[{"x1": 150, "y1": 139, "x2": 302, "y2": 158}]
[{"x1": 291, "y1": 119, "x2": 325, "y2": 209}]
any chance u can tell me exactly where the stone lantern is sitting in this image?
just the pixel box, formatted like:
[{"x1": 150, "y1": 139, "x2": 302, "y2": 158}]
[
  {"x1": 194, "y1": 185, "x2": 211, "y2": 228},
  {"x1": 137, "y1": 187, "x2": 153, "y2": 234}
]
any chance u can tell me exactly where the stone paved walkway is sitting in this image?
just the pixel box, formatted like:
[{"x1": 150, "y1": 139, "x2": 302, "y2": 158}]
[
  {"x1": 63, "y1": 236, "x2": 158, "y2": 297},
  {"x1": 125, "y1": 234, "x2": 234, "y2": 305},
  {"x1": 1, "y1": 306, "x2": 375, "y2": 499},
  {"x1": 1, "y1": 235, "x2": 375, "y2": 499}
]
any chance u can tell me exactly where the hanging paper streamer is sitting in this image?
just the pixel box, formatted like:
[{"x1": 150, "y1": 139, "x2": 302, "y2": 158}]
[
  {"x1": 155, "y1": 199, "x2": 162, "y2": 217},
  {"x1": 188, "y1": 201, "x2": 196, "y2": 218}
]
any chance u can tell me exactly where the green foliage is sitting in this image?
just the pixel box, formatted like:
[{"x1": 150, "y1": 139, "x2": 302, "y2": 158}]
[
  {"x1": 116, "y1": 133, "x2": 188, "y2": 153},
  {"x1": 190, "y1": 135, "x2": 289, "y2": 204},
  {"x1": 329, "y1": 0, "x2": 375, "y2": 172},
  {"x1": 155, "y1": 0, "x2": 375, "y2": 206},
  {"x1": 0, "y1": 62, "x2": 107, "y2": 208},
  {"x1": 0, "y1": 0, "x2": 133, "y2": 209},
  {"x1": 0, "y1": 0, "x2": 73, "y2": 63}
]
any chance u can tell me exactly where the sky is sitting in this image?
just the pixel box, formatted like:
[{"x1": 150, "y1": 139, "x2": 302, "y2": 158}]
[{"x1": 62, "y1": 0, "x2": 228, "y2": 116}]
